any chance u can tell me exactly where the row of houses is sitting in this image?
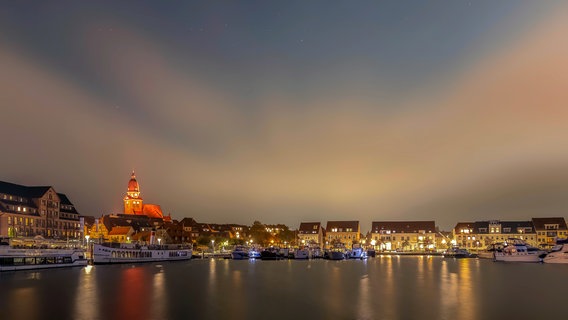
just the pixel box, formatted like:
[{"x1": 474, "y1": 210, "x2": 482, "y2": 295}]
[
  {"x1": 299, "y1": 218, "x2": 568, "y2": 250},
  {"x1": 2, "y1": 180, "x2": 568, "y2": 251}
]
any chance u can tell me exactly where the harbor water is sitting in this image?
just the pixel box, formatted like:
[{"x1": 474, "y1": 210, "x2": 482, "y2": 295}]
[{"x1": 1, "y1": 256, "x2": 567, "y2": 320}]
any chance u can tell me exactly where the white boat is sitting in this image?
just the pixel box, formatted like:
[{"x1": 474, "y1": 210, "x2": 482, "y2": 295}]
[
  {"x1": 346, "y1": 244, "x2": 367, "y2": 260},
  {"x1": 92, "y1": 242, "x2": 192, "y2": 264},
  {"x1": 231, "y1": 246, "x2": 249, "y2": 260},
  {"x1": 477, "y1": 243, "x2": 504, "y2": 259},
  {"x1": 543, "y1": 239, "x2": 568, "y2": 264},
  {"x1": 248, "y1": 248, "x2": 261, "y2": 259},
  {"x1": 294, "y1": 248, "x2": 309, "y2": 259},
  {"x1": 0, "y1": 237, "x2": 87, "y2": 272},
  {"x1": 493, "y1": 239, "x2": 546, "y2": 263},
  {"x1": 310, "y1": 247, "x2": 324, "y2": 259}
]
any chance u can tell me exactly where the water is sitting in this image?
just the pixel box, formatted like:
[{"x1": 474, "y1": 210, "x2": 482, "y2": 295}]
[{"x1": 1, "y1": 256, "x2": 567, "y2": 320}]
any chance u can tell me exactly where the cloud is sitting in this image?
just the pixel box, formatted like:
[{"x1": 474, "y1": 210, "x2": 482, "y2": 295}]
[{"x1": 1, "y1": 5, "x2": 568, "y2": 230}]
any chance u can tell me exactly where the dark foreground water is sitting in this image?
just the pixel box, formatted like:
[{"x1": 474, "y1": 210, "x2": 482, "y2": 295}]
[{"x1": 1, "y1": 256, "x2": 567, "y2": 320}]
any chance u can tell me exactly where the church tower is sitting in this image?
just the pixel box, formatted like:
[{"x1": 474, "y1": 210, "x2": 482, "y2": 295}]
[{"x1": 124, "y1": 171, "x2": 144, "y2": 214}]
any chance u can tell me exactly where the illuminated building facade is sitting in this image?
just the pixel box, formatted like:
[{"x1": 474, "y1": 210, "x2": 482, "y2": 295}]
[
  {"x1": 325, "y1": 221, "x2": 360, "y2": 248},
  {"x1": 0, "y1": 180, "x2": 81, "y2": 239},
  {"x1": 371, "y1": 221, "x2": 437, "y2": 251},
  {"x1": 453, "y1": 220, "x2": 538, "y2": 249},
  {"x1": 297, "y1": 222, "x2": 324, "y2": 246}
]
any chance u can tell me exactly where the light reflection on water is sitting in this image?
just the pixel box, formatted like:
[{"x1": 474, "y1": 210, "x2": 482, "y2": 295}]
[{"x1": 1, "y1": 257, "x2": 568, "y2": 320}]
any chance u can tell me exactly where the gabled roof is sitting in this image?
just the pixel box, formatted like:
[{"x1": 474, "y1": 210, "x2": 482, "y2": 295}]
[
  {"x1": 453, "y1": 222, "x2": 475, "y2": 233},
  {"x1": 372, "y1": 221, "x2": 436, "y2": 233},
  {"x1": 298, "y1": 222, "x2": 321, "y2": 234},
  {"x1": 532, "y1": 217, "x2": 568, "y2": 230},
  {"x1": 108, "y1": 226, "x2": 133, "y2": 235},
  {"x1": 180, "y1": 217, "x2": 199, "y2": 227},
  {"x1": 0, "y1": 180, "x2": 51, "y2": 198},
  {"x1": 326, "y1": 221, "x2": 359, "y2": 231}
]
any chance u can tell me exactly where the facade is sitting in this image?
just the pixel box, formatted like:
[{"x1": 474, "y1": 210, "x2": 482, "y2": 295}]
[
  {"x1": 325, "y1": 221, "x2": 360, "y2": 248},
  {"x1": 107, "y1": 226, "x2": 134, "y2": 243},
  {"x1": 0, "y1": 180, "x2": 81, "y2": 239},
  {"x1": 297, "y1": 222, "x2": 324, "y2": 246},
  {"x1": 453, "y1": 220, "x2": 538, "y2": 249},
  {"x1": 532, "y1": 217, "x2": 568, "y2": 248},
  {"x1": 371, "y1": 221, "x2": 437, "y2": 251}
]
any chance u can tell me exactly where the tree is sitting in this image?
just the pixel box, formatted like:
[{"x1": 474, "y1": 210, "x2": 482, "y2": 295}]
[{"x1": 249, "y1": 221, "x2": 271, "y2": 246}]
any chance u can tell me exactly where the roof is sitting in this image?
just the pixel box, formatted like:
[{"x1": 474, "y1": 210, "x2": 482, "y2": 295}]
[
  {"x1": 108, "y1": 226, "x2": 133, "y2": 235},
  {"x1": 142, "y1": 204, "x2": 163, "y2": 219},
  {"x1": 82, "y1": 216, "x2": 96, "y2": 226},
  {"x1": 326, "y1": 221, "x2": 359, "y2": 231},
  {"x1": 453, "y1": 222, "x2": 475, "y2": 233},
  {"x1": 0, "y1": 180, "x2": 51, "y2": 198},
  {"x1": 298, "y1": 222, "x2": 321, "y2": 234},
  {"x1": 372, "y1": 221, "x2": 436, "y2": 233},
  {"x1": 532, "y1": 217, "x2": 568, "y2": 230}
]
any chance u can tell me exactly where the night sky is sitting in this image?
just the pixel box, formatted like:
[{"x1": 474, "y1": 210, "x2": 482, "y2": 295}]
[{"x1": 2, "y1": 1, "x2": 568, "y2": 231}]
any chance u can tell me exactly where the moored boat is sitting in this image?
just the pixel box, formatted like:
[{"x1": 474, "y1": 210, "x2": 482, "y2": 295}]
[
  {"x1": 346, "y1": 244, "x2": 367, "y2": 260},
  {"x1": 260, "y1": 247, "x2": 282, "y2": 260},
  {"x1": 0, "y1": 237, "x2": 87, "y2": 272},
  {"x1": 443, "y1": 247, "x2": 475, "y2": 258},
  {"x1": 477, "y1": 243, "x2": 504, "y2": 259},
  {"x1": 493, "y1": 238, "x2": 546, "y2": 263},
  {"x1": 293, "y1": 247, "x2": 309, "y2": 259},
  {"x1": 231, "y1": 246, "x2": 249, "y2": 260},
  {"x1": 92, "y1": 242, "x2": 192, "y2": 264},
  {"x1": 543, "y1": 239, "x2": 568, "y2": 264}
]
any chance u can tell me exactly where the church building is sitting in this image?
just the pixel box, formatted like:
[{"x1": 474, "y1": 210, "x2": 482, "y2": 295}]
[{"x1": 123, "y1": 171, "x2": 169, "y2": 221}]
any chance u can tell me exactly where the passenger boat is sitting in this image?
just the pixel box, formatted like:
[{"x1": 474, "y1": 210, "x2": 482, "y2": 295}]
[
  {"x1": 92, "y1": 242, "x2": 192, "y2": 264},
  {"x1": 543, "y1": 239, "x2": 568, "y2": 264},
  {"x1": 493, "y1": 238, "x2": 546, "y2": 263},
  {"x1": 443, "y1": 247, "x2": 474, "y2": 258},
  {"x1": 0, "y1": 237, "x2": 87, "y2": 272}
]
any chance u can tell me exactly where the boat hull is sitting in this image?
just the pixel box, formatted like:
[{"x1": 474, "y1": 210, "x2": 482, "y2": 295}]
[
  {"x1": 326, "y1": 251, "x2": 345, "y2": 260},
  {"x1": 494, "y1": 253, "x2": 541, "y2": 263},
  {"x1": 92, "y1": 244, "x2": 192, "y2": 265},
  {"x1": 0, "y1": 248, "x2": 87, "y2": 272}
]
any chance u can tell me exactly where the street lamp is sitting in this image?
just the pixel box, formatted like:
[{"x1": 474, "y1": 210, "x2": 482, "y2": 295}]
[
  {"x1": 158, "y1": 238, "x2": 162, "y2": 248},
  {"x1": 85, "y1": 235, "x2": 90, "y2": 247},
  {"x1": 211, "y1": 239, "x2": 215, "y2": 253}
]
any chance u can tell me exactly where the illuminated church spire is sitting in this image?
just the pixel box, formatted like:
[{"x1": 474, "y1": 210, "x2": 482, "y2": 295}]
[{"x1": 124, "y1": 171, "x2": 143, "y2": 214}]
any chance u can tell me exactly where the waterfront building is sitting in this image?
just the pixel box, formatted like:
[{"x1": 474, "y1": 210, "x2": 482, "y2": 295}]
[
  {"x1": 453, "y1": 220, "x2": 538, "y2": 249},
  {"x1": 107, "y1": 226, "x2": 134, "y2": 243},
  {"x1": 0, "y1": 180, "x2": 81, "y2": 239},
  {"x1": 297, "y1": 222, "x2": 324, "y2": 247},
  {"x1": 325, "y1": 221, "x2": 360, "y2": 248},
  {"x1": 532, "y1": 217, "x2": 568, "y2": 249},
  {"x1": 370, "y1": 221, "x2": 437, "y2": 251}
]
